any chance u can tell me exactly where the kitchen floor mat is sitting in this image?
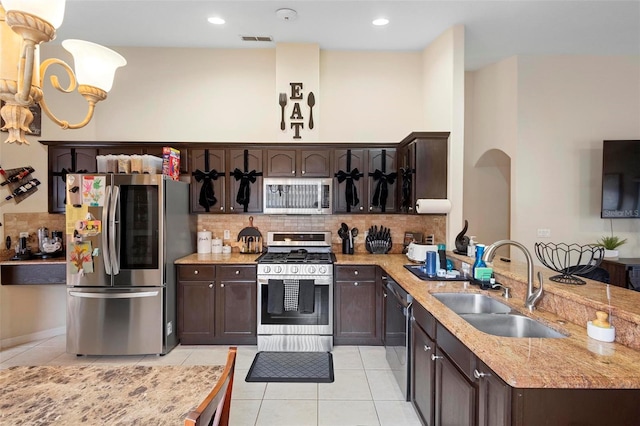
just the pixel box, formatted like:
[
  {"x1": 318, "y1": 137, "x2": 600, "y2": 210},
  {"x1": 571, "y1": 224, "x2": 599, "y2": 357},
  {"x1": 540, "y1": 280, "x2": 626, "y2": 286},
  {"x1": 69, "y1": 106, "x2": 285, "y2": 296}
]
[{"x1": 245, "y1": 351, "x2": 334, "y2": 383}]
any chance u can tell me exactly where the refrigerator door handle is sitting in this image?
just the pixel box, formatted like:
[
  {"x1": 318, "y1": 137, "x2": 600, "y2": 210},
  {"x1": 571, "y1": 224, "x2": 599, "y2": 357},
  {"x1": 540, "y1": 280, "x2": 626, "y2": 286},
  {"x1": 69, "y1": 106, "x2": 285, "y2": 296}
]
[
  {"x1": 102, "y1": 185, "x2": 112, "y2": 275},
  {"x1": 110, "y1": 185, "x2": 120, "y2": 275},
  {"x1": 69, "y1": 291, "x2": 159, "y2": 299}
]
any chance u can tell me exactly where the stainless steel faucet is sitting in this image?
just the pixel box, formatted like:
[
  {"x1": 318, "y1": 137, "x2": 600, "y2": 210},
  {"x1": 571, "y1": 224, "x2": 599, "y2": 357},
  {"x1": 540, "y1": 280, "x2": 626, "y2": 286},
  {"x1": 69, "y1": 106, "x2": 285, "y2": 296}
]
[{"x1": 482, "y1": 240, "x2": 543, "y2": 311}]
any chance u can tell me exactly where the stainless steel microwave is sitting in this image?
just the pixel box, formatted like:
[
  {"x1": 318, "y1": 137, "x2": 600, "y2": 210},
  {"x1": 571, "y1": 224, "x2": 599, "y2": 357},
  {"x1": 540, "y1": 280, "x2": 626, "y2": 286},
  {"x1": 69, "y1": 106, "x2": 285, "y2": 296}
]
[{"x1": 263, "y1": 178, "x2": 332, "y2": 214}]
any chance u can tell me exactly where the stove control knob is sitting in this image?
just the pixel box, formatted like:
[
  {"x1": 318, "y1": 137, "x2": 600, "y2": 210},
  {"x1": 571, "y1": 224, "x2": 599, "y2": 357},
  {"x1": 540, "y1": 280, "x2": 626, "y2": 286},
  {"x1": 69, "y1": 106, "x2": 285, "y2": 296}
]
[
  {"x1": 291, "y1": 266, "x2": 299, "y2": 273},
  {"x1": 263, "y1": 266, "x2": 271, "y2": 273},
  {"x1": 307, "y1": 265, "x2": 316, "y2": 274},
  {"x1": 274, "y1": 265, "x2": 283, "y2": 274},
  {"x1": 318, "y1": 265, "x2": 327, "y2": 274}
]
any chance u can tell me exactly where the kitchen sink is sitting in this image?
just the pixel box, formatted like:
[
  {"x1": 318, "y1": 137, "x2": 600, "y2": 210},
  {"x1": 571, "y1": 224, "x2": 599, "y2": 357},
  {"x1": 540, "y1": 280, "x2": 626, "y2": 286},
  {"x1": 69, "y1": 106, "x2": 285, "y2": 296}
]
[
  {"x1": 459, "y1": 313, "x2": 566, "y2": 338},
  {"x1": 432, "y1": 293, "x2": 513, "y2": 314}
]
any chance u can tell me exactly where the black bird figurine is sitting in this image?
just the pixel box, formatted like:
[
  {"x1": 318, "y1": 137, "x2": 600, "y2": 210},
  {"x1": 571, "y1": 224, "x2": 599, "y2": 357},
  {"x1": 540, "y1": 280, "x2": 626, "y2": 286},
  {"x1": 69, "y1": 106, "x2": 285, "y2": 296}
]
[{"x1": 454, "y1": 220, "x2": 470, "y2": 255}]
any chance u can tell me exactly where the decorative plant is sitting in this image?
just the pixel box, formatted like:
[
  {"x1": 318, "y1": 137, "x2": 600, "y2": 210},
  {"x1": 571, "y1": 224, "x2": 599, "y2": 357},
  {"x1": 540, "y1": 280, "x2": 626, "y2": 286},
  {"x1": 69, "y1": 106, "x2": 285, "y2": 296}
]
[
  {"x1": 595, "y1": 220, "x2": 627, "y2": 250},
  {"x1": 595, "y1": 235, "x2": 627, "y2": 250}
]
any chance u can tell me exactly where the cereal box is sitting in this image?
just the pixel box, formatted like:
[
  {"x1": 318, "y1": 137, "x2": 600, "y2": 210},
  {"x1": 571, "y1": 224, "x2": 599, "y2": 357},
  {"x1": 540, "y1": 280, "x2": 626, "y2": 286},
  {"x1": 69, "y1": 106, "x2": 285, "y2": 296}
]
[{"x1": 162, "y1": 147, "x2": 180, "y2": 181}]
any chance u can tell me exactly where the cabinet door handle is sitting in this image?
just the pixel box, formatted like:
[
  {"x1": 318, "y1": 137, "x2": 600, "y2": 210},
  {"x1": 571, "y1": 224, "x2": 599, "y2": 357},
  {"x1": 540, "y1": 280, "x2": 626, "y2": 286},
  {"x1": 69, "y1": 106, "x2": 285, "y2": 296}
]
[
  {"x1": 354, "y1": 282, "x2": 359, "y2": 286},
  {"x1": 220, "y1": 283, "x2": 225, "y2": 288},
  {"x1": 291, "y1": 170, "x2": 295, "y2": 174},
  {"x1": 194, "y1": 270, "x2": 199, "y2": 275},
  {"x1": 229, "y1": 206, "x2": 234, "y2": 210},
  {"x1": 359, "y1": 206, "x2": 364, "y2": 211},
  {"x1": 235, "y1": 270, "x2": 240, "y2": 275},
  {"x1": 302, "y1": 170, "x2": 306, "y2": 174},
  {"x1": 473, "y1": 369, "x2": 490, "y2": 379},
  {"x1": 354, "y1": 270, "x2": 359, "y2": 275},
  {"x1": 424, "y1": 345, "x2": 431, "y2": 352},
  {"x1": 208, "y1": 283, "x2": 213, "y2": 288},
  {"x1": 431, "y1": 354, "x2": 443, "y2": 361}
]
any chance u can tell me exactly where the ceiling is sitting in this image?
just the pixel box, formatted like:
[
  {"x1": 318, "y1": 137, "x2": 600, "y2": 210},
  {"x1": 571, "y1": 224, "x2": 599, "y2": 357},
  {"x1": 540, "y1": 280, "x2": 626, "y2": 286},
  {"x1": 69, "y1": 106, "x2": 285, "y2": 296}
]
[{"x1": 50, "y1": 1, "x2": 640, "y2": 70}]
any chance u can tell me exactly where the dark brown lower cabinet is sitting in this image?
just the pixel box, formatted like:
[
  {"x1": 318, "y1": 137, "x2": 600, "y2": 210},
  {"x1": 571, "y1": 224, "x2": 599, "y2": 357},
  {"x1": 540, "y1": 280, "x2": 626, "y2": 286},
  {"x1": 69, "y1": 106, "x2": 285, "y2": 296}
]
[
  {"x1": 214, "y1": 265, "x2": 257, "y2": 344},
  {"x1": 177, "y1": 279, "x2": 216, "y2": 345},
  {"x1": 177, "y1": 264, "x2": 256, "y2": 345},
  {"x1": 334, "y1": 265, "x2": 382, "y2": 345},
  {"x1": 435, "y1": 351, "x2": 476, "y2": 426},
  {"x1": 411, "y1": 301, "x2": 640, "y2": 426},
  {"x1": 411, "y1": 317, "x2": 436, "y2": 425}
]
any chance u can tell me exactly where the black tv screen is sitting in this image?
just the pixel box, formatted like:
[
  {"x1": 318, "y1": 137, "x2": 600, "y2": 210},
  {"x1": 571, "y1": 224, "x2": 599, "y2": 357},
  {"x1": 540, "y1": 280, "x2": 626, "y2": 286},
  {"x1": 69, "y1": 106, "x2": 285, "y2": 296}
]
[{"x1": 601, "y1": 140, "x2": 640, "y2": 218}]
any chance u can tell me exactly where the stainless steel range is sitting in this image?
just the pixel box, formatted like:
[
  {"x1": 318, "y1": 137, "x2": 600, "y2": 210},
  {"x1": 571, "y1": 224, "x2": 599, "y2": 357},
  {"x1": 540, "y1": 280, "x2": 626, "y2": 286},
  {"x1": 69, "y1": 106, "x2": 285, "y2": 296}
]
[{"x1": 257, "y1": 231, "x2": 335, "y2": 352}]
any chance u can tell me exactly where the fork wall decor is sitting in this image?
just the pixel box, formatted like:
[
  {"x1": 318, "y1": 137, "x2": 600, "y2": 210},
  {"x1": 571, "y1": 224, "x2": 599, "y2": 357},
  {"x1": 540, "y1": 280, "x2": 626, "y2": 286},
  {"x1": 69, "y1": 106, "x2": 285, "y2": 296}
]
[{"x1": 278, "y1": 83, "x2": 315, "y2": 140}]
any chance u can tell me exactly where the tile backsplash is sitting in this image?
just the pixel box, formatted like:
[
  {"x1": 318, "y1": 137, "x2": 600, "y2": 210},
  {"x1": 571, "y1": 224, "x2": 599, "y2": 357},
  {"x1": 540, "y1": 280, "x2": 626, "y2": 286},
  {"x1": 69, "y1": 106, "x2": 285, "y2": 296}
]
[
  {"x1": 1, "y1": 213, "x2": 66, "y2": 260},
  {"x1": 197, "y1": 213, "x2": 446, "y2": 254},
  {"x1": 1, "y1": 212, "x2": 446, "y2": 259}
]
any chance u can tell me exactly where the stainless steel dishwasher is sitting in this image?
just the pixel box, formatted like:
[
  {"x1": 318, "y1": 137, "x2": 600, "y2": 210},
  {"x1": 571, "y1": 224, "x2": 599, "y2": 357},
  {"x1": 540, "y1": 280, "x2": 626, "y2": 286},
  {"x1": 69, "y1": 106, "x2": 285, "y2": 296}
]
[{"x1": 383, "y1": 275, "x2": 413, "y2": 401}]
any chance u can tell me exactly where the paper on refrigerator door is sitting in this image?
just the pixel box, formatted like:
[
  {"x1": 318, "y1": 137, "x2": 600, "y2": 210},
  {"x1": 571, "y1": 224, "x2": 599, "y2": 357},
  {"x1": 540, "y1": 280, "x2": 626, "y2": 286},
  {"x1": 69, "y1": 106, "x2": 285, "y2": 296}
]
[{"x1": 82, "y1": 176, "x2": 106, "y2": 206}]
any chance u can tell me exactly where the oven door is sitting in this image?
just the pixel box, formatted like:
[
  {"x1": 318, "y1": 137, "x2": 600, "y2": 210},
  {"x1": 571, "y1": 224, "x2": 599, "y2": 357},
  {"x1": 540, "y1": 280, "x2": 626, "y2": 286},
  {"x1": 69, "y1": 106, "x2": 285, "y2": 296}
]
[{"x1": 257, "y1": 275, "x2": 333, "y2": 336}]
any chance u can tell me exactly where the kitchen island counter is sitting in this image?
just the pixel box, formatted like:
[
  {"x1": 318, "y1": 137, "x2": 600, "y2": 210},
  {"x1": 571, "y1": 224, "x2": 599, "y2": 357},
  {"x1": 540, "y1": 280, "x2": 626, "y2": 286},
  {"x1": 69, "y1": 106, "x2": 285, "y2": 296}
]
[{"x1": 335, "y1": 253, "x2": 640, "y2": 390}]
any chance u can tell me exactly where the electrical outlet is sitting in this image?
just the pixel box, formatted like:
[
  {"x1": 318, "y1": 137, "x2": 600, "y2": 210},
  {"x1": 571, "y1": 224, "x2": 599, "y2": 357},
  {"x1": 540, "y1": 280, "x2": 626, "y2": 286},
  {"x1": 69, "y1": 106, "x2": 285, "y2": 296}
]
[
  {"x1": 224, "y1": 229, "x2": 230, "y2": 240},
  {"x1": 166, "y1": 321, "x2": 173, "y2": 336},
  {"x1": 537, "y1": 228, "x2": 551, "y2": 238}
]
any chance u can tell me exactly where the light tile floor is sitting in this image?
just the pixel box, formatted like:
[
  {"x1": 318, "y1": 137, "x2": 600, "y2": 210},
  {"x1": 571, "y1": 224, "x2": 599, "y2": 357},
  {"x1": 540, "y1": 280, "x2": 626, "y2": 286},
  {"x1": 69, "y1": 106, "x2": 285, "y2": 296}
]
[{"x1": 0, "y1": 336, "x2": 422, "y2": 425}]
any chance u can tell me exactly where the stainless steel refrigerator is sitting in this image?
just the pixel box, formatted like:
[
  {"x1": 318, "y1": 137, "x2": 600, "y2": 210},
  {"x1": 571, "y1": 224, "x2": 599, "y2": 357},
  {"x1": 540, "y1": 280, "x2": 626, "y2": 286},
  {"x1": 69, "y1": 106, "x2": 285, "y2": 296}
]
[{"x1": 65, "y1": 173, "x2": 195, "y2": 355}]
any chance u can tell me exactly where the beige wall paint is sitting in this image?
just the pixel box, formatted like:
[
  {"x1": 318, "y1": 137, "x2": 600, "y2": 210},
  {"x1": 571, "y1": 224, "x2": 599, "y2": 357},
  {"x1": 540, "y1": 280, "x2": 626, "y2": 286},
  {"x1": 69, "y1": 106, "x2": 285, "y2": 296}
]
[
  {"x1": 466, "y1": 55, "x2": 640, "y2": 263},
  {"x1": 421, "y1": 25, "x2": 466, "y2": 248},
  {"x1": 516, "y1": 56, "x2": 640, "y2": 258},
  {"x1": 464, "y1": 57, "x2": 517, "y2": 250}
]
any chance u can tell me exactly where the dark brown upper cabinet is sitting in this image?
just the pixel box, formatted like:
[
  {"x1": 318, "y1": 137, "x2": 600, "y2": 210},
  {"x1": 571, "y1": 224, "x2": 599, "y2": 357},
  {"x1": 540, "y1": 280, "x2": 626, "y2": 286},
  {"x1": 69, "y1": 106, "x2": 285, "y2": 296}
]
[
  {"x1": 398, "y1": 132, "x2": 449, "y2": 213},
  {"x1": 333, "y1": 149, "x2": 367, "y2": 213},
  {"x1": 48, "y1": 147, "x2": 98, "y2": 213},
  {"x1": 190, "y1": 149, "x2": 226, "y2": 214},
  {"x1": 368, "y1": 148, "x2": 397, "y2": 213},
  {"x1": 228, "y1": 149, "x2": 263, "y2": 213},
  {"x1": 266, "y1": 149, "x2": 331, "y2": 177}
]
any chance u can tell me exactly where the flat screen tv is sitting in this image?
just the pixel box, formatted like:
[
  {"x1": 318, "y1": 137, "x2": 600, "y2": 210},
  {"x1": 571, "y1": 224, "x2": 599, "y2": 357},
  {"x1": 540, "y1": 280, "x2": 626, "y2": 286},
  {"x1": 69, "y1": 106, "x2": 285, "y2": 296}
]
[{"x1": 601, "y1": 140, "x2": 640, "y2": 218}]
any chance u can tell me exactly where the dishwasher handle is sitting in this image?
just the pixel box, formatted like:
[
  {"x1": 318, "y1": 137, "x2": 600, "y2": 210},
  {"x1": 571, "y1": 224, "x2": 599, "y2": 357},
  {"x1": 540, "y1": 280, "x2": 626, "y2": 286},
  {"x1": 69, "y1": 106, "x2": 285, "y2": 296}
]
[{"x1": 386, "y1": 281, "x2": 412, "y2": 309}]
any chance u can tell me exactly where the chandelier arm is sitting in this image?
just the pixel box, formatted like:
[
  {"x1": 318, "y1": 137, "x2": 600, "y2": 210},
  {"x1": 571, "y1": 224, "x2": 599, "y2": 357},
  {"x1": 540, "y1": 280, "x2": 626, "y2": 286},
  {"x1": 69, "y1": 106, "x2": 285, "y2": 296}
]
[
  {"x1": 40, "y1": 58, "x2": 78, "y2": 94},
  {"x1": 38, "y1": 57, "x2": 99, "y2": 130},
  {"x1": 15, "y1": 40, "x2": 37, "y2": 104}
]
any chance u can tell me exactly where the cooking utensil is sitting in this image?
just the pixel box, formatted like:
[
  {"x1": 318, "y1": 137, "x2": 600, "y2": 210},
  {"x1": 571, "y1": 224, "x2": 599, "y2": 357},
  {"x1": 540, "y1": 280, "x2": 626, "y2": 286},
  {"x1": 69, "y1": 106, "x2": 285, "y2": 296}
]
[
  {"x1": 237, "y1": 216, "x2": 263, "y2": 254},
  {"x1": 308, "y1": 92, "x2": 315, "y2": 129},
  {"x1": 279, "y1": 93, "x2": 287, "y2": 131}
]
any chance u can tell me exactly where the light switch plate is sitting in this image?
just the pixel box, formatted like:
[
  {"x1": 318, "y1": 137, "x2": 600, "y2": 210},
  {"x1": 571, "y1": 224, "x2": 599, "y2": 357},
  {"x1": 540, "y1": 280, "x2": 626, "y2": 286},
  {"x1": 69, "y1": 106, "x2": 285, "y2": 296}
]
[{"x1": 224, "y1": 229, "x2": 230, "y2": 240}]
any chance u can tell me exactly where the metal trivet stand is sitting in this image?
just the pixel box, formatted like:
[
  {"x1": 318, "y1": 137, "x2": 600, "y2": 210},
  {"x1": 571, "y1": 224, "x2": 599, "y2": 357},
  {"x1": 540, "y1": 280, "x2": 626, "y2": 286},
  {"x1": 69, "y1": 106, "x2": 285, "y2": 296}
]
[{"x1": 534, "y1": 242, "x2": 604, "y2": 285}]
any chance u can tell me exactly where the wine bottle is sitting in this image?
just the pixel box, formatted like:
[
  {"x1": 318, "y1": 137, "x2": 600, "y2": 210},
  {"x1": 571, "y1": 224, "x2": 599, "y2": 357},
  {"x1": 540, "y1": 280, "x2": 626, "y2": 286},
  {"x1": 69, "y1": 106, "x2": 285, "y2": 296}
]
[
  {"x1": 1, "y1": 166, "x2": 35, "y2": 186},
  {"x1": 5, "y1": 178, "x2": 41, "y2": 200}
]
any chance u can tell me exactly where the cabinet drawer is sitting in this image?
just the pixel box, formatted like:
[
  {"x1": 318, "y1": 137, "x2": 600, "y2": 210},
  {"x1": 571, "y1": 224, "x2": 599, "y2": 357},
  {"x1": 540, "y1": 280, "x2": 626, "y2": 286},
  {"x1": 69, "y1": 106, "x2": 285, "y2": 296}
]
[
  {"x1": 437, "y1": 322, "x2": 476, "y2": 381},
  {"x1": 217, "y1": 265, "x2": 257, "y2": 281},
  {"x1": 335, "y1": 265, "x2": 376, "y2": 281},
  {"x1": 412, "y1": 301, "x2": 436, "y2": 339},
  {"x1": 178, "y1": 265, "x2": 215, "y2": 281}
]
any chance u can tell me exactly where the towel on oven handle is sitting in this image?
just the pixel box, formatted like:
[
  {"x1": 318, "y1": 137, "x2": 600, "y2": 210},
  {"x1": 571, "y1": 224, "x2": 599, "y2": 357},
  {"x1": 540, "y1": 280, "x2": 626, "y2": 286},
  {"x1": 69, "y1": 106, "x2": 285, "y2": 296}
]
[
  {"x1": 298, "y1": 280, "x2": 315, "y2": 314},
  {"x1": 284, "y1": 280, "x2": 300, "y2": 311},
  {"x1": 267, "y1": 279, "x2": 285, "y2": 314}
]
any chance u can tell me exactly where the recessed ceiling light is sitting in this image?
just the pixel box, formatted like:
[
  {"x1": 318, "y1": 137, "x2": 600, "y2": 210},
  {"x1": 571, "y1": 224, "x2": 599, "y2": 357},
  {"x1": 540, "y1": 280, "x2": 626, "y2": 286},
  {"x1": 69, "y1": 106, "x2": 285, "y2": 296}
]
[
  {"x1": 208, "y1": 16, "x2": 226, "y2": 25},
  {"x1": 372, "y1": 18, "x2": 389, "y2": 26}
]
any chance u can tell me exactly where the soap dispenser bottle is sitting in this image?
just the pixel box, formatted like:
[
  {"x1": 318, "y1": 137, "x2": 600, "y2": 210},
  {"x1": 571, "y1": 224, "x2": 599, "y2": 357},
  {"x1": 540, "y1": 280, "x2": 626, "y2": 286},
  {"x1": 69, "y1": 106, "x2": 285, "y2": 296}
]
[{"x1": 473, "y1": 243, "x2": 486, "y2": 280}]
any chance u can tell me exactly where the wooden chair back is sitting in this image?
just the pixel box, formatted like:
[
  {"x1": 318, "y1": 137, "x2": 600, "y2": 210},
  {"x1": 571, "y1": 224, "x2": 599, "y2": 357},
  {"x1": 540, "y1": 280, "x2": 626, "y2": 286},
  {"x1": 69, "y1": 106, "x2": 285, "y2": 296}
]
[{"x1": 184, "y1": 347, "x2": 237, "y2": 426}]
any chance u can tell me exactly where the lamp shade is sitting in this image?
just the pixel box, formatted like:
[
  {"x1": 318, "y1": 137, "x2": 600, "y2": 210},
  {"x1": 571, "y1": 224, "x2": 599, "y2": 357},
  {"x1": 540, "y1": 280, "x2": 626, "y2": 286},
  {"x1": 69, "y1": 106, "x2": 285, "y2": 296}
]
[
  {"x1": 61, "y1": 39, "x2": 126, "y2": 92},
  {"x1": 2, "y1": 0, "x2": 66, "y2": 28}
]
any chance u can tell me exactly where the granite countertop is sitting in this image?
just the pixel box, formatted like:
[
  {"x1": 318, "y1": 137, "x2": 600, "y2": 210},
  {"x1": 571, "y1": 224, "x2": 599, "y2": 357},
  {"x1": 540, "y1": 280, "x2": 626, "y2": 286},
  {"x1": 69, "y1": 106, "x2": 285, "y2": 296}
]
[
  {"x1": 0, "y1": 365, "x2": 223, "y2": 424},
  {"x1": 334, "y1": 253, "x2": 640, "y2": 389},
  {"x1": 175, "y1": 252, "x2": 261, "y2": 264},
  {"x1": 0, "y1": 257, "x2": 66, "y2": 266}
]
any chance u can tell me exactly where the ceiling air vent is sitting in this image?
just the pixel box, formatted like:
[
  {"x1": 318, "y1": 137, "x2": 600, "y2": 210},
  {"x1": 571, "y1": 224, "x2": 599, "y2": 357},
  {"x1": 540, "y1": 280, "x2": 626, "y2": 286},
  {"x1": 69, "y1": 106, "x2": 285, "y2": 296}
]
[{"x1": 241, "y1": 36, "x2": 273, "y2": 42}]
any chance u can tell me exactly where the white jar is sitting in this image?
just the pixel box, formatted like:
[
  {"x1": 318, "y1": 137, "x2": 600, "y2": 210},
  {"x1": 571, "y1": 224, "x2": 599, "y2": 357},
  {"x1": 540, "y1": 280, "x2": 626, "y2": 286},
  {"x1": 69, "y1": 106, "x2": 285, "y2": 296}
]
[{"x1": 197, "y1": 230, "x2": 212, "y2": 254}]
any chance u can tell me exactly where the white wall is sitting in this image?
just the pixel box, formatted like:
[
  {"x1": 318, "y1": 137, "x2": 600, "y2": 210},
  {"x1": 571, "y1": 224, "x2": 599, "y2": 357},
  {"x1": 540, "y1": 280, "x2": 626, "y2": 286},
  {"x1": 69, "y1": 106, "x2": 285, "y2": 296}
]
[
  {"x1": 421, "y1": 25, "x2": 465, "y2": 247},
  {"x1": 467, "y1": 55, "x2": 640, "y2": 262}
]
